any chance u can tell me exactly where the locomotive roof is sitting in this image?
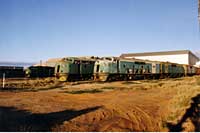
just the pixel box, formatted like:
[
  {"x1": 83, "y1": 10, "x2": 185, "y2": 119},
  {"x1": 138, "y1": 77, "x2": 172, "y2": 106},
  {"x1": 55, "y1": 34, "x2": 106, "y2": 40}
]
[{"x1": 60, "y1": 57, "x2": 96, "y2": 62}]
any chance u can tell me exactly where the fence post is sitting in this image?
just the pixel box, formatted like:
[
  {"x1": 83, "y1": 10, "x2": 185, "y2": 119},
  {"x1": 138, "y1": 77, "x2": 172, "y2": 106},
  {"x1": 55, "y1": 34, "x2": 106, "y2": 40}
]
[{"x1": 3, "y1": 73, "x2": 5, "y2": 88}]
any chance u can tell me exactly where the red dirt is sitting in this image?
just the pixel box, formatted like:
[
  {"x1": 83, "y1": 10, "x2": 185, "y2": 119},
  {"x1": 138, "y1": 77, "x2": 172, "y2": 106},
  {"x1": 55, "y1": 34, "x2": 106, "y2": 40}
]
[{"x1": 0, "y1": 77, "x2": 199, "y2": 131}]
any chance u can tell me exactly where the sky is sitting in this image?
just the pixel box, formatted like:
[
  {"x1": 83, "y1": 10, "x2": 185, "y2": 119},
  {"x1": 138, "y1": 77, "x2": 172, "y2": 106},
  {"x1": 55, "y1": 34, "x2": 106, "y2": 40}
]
[{"x1": 0, "y1": 0, "x2": 199, "y2": 62}]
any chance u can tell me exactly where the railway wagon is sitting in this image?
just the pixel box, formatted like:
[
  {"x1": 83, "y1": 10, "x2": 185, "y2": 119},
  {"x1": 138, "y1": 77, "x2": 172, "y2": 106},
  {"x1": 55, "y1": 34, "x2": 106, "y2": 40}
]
[
  {"x1": 145, "y1": 60, "x2": 161, "y2": 79},
  {"x1": 195, "y1": 67, "x2": 200, "y2": 75},
  {"x1": 183, "y1": 65, "x2": 196, "y2": 76},
  {"x1": 25, "y1": 66, "x2": 55, "y2": 78},
  {"x1": 159, "y1": 62, "x2": 170, "y2": 78},
  {"x1": 151, "y1": 62, "x2": 185, "y2": 78},
  {"x1": 168, "y1": 63, "x2": 185, "y2": 78},
  {"x1": 119, "y1": 60, "x2": 185, "y2": 80},
  {"x1": 0, "y1": 66, "x2": 25, "y2": 78},
  {"x1": 55, "y1": 57, "x2": 95, "y2": 81}
]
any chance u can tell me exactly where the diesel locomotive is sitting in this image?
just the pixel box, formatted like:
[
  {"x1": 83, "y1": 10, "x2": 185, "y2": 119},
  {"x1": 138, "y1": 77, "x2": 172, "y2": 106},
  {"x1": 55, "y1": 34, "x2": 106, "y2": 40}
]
[{"x1": 55, "y1": 57, "x2": 96, "y2": 81}]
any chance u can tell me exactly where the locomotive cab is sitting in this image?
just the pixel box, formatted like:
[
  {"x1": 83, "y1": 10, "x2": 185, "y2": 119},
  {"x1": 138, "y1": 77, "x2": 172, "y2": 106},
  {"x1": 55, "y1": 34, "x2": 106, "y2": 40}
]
[
  {"x1": 55, "y1": 58, "x2": 75, "y2": 81},
  {"x1": 94, "y1": 57, "x2": 118, "y2": 81}
]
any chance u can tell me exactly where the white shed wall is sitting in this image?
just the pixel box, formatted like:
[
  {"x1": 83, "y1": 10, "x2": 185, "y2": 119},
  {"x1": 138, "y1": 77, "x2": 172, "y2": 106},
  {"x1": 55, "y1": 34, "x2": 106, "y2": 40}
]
[{"x1": 125, "y1": 54, "x2": 189, "y2": 65}]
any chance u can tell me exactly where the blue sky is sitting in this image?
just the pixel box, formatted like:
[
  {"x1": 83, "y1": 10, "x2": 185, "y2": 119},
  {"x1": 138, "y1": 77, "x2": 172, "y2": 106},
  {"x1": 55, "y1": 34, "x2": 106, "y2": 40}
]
[{"x1": 0, "y1": 0, "x2": 199, "y2": 62}]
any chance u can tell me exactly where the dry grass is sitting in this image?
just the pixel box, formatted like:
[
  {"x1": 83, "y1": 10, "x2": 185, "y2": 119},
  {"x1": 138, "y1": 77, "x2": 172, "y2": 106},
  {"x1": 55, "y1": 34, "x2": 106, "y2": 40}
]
[
  {"x1": 0, "y1": 78, "x2": 62, "y2": 92},
  {"x1": 162, "y1": 76, "x2": 200, "y2": 128},
  {"x1": 196, "y1": 77, "x2": 200, "y2": 86}
]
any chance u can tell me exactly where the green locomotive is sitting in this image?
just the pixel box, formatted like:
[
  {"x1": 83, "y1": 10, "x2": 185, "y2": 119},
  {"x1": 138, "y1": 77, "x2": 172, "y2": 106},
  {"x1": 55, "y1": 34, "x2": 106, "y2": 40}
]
[
  {"x1": 94, "y1": 57, "x2": 153, "y2": 81},
  {"x1": 55, "y1": 57, "x2": 95, "y2": 81},
  {"x1": 94, "y1": 57, "x2": 118, "y2": 81}
]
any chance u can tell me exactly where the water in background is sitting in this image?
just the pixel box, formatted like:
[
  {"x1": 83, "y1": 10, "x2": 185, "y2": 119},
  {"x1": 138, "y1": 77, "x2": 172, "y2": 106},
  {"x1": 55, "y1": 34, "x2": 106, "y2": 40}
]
[{"x1": 0, "y1": 62, "x2": 35, "y2": 68}]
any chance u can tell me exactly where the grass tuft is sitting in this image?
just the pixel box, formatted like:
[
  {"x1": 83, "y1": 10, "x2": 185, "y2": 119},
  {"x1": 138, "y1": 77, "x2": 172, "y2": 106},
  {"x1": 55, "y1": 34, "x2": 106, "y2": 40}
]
[
  {"x1": 101, "y1": 87, "x2": 115, "y2": 90},
  {"x1": 65, "y1": 89, "x2": 103, "y2": 94},
  {"x1": 135, "y1": 86, "x2": 148, "y2": 91},
  {"x1": 122, "y1": 81, "x2": 140, "y2": 85},
  {"x1": 157, "y1": 83, "x2": 164, "y2": 87}
]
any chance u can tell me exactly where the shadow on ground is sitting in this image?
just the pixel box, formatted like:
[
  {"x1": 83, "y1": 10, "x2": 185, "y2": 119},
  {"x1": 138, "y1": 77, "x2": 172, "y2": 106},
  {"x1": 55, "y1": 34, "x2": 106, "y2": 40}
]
[
  {"x1": 0, "y1": 106, "x2": 101, "y2": 131},
  {"x1": 167, "y1": 94, "x2": 200, "y2": 132}
]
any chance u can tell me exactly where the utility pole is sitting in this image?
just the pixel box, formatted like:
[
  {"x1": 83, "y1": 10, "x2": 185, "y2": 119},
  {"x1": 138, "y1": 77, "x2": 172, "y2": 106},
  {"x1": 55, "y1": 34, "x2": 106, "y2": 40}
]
[
  {"x1": 2, "y1": 73, "x2": 5, "y2": 88},
  {"x1": 40, "y1": 60, "x2": 42, "y2": 66},
  {"x1": 199, "y1": 0, "x2": 200, "y2": 27}
]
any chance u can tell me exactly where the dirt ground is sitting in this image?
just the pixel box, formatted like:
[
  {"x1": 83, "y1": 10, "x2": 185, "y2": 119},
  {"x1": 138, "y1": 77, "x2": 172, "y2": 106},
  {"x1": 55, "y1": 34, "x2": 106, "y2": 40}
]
[{"x1": 0, "y1": 76, "x2": 200, "y2": 131}]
